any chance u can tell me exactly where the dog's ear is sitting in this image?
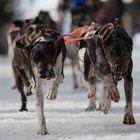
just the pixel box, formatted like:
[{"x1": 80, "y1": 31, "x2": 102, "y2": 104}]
[
  {"x1": 105, "y1": 25, "x2": 133, "y2": 50},
  {"x1": 16, "y1": 41, "x2": 33, "y2": 50},
  {"x1": 13, "y1": 20, "x2": 24, "y2": 29},
  {"x1": 113, "y1": 25, "x2": 133, "y2": 45},
  {"x1": 127, "y1": 37, "x2": 133, "y2": 51},
  {"x1": 16, "y1": 41, "x2": 25, "y2": 49}
]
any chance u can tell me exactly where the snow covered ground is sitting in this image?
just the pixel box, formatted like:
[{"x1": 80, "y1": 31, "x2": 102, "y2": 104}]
[{"x1": 0, "y1": 34, "x2": 140, "y2": 140}]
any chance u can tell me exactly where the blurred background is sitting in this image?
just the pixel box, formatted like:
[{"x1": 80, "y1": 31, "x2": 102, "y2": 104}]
[
  {"x1": 0, "y1": 1, "x2": 140, "y2": 139},
  {"x1": 0, "y1": 0, "x2": 140, "y2": 55}
]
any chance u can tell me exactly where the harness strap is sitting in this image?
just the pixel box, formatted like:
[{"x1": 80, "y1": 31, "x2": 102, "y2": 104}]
[
  {"x1": 95, "y1": 23, "x2": 114, "y2": 63},
  {"x1": 86, "y1": 47, "x2": 95, "y2": 66}
]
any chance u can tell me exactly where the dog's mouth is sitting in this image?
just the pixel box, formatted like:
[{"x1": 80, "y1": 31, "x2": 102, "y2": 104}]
[
  {"x1": 40, "y1": 74, "x2": 55, "y2": 80},
  {"x1": 46, "y1": 74, "x2": 55, "y2": 80},
  {"x1": 113, "y1": 72, "x2": 124, "y2": 81}
]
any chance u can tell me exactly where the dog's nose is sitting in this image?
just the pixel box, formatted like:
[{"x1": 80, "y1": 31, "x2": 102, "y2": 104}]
[
  {"x1": 38, "y1": 68, "x2": 46, "y2": 78},
  {"x1": 39, "y1": 68, "x2": 45, "y2": 72},
  {"x1": 114, "y1": 64, "x2": 121, "y2": 71}
]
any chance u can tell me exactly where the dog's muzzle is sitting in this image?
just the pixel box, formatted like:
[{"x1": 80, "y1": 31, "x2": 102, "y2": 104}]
[
  {"x1": 112, "y1": 64, "x2": 125, "y2": 81},
  {"x1": 39, "y1": 69, "x2": 55, "y2": 80},
  {"x1": 113, "y1": 72, "x2": 124, "y2": 81}
]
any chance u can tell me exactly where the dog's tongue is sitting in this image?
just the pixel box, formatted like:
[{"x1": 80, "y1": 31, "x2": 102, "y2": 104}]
[
  {"x1": 114, "y1": 72, "x2": 123, "y2": 80},
  {"x1": 46, "y1": 76, "x2": 55, "y2": 80},
  {"x1": 46, "y1": 70, "x2": 55, "y2": 80}
]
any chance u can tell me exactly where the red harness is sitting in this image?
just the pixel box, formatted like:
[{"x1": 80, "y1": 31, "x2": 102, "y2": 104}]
[
  {"x1": 15, "y1": 28, "x2": 60, "y2": 57},
  {"x1": 95, "y1": 23, "x2": 114, "y2": 63},
  {"x1": 63, "y1": 23, "x2": 114, "y2": 65},
  {"x1": 15, "y1": 23, "x2": 114, "y2": 62}
]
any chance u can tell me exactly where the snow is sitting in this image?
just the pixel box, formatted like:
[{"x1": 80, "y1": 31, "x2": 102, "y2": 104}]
[
  {"x1": 0, "y1": 35, "x2": 140, "y2": 140},
  {"x1": 14, "y1": 0, "x2": 60, "y2": 21}
]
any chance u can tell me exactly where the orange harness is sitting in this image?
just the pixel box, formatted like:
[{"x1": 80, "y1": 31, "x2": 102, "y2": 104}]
[
  {"x1": 63, "y1": 23, "x2": 114, "y2": 44},
  {"x1": 15, "y1": 23, "x2": 114, "y2": 62}
]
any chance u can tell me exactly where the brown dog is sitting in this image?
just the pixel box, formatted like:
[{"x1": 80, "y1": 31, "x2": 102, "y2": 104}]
[
  {"x1": 11, "y1": 11, "x2": 58, "y2": 111},
  {"x1": 79, "y1": 22, "x2": 135, "y2": 124},
  {"x1": 14, "y1": 25, "x2": 66, "y2": 134}
]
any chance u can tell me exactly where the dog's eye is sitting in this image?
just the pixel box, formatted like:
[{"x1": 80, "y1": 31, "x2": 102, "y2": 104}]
[
  {"x1": 108, "y1": 49, "x2": 115, "y2": 56},
  {"x1": 33, "y1": 55, "x2": 38, "y2": 61},
  {"x1": 123, "y1": 51, "x2": 128, "y2": 55},
  {"x1": 44, "y1": 54, "x2": 50, "y2": 59}
]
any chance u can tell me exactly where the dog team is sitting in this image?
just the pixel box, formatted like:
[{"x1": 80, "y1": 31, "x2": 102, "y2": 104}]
[{"x1": 8, "y1": 8, "x2": 135, "y2": 135}]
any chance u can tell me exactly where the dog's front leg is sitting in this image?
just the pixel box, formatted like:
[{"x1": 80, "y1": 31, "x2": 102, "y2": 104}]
[
  {"x1": 104, "y1": 75, "x2": 120, "y2": 102},
  {"x1": 98, "y1": 86, "x2": 111, "y2": 113},
  {"x1": 123, "y1": 60, "x2": 135, "y2": 124},
  {"x1": 47, "y1": 53, "x2": 64, "y2": 100},
  {"x1": 100, "y1": 88, "x2": 112, "y2": 114},
  {"x1": 101, "y1": 75, "x2": 120, "y2": 114},
  {"x1": 85, "y1": 65, "x2": 96, "y2": 111},
  {"x1": 85, "y1": 77, "x2": 96, "y2": 111},
  {"x1": 35, "y1": 78, "x2": 48, "y2": 135}
]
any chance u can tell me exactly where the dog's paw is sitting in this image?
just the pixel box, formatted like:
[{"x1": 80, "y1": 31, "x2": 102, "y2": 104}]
[
  {"x1": 11, "y1": 84, "x2": 16, "y2": 89},
  {"x1": 100, "y1": 98, "x2": 111, "y2": 114},
  {"x1": 24, "y1": 85, "x2": 33, "y2": 96},
  {"x1": 74, "y1": 84, "x2": 79, "y2": 89},
  {"x1": 19, "y1": 108, "x2": 28, "y2": 112},
  {"x1": 123, "y1": 113, "x2": 136, "y2": 125},
  {"x1": 88, "y1": 92, "x2": 95, "y2": 99},
  {"x1": 85, "y1": 104, "x2": 96, "y2": 112},
  {"x1": 26, "y1": 90, "x2": 32, "y2": 96},
  {"x1": 85, "y1": 96, "x2": 96, "y2": 111},
  {"x1": 85, "y1": 106, "x2": 96, "y2": 111},
  {"x1": 107, "y1": 86, "x2": 120, "y2": 102},
  {"x1": 101, "y1": 104, "x2": 111, "y2": 114},
  {"x1": 47, "y1": 89, "x2": 57, "y2": 100},
  {"x1": 38, "y1": 128, "x2": 48, "y2": 135}
]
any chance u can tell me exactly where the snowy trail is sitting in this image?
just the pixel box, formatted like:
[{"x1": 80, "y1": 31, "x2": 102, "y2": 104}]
[{"x1": 0, "y1": 37, "x2": 140, "y2": 140}]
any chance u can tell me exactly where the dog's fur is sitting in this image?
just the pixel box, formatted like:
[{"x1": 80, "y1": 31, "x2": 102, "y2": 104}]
[
  {"x1": 15, "y1": 25, "x2": 66, "y2": 134},
  {"x1": 8, "y1": 20, "x2": 25, "y2": 89},
  {"x1": 79, "y1": 23, "x2": 135, "y2": 124},
  {"x1": 10, "y1": 11, "x2": 59, "y2": 111}
]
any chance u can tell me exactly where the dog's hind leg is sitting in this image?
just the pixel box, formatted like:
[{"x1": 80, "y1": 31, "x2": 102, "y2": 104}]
[
  {"x1": 16, "y1": 67, "x2": 33, "y2": 96},
  {"x1": 34, "y1": 78, "x2": 48, "y2": 135},
  {"x1": 15, "y1": 72, "x2": 28, "y2": 111},
  {"x1": 11, "y1": 58, "x2": 17, "y2": 89},
  {"x1": 47, "y1": 52, "x2": 64, "y2": 100},
  {"x1": 12, "y1": 60, "x2": 28, "y2": 111},
  {"x1": 123, "y1": 60, "x2": 135, "y2": 124},
  {"x1": 71, "y1": 59, "x2": 79, "y2": 89}
]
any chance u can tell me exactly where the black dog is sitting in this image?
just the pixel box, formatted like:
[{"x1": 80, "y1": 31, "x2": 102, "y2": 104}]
[
  {"x1": 11, "y1": 11, "x2": 59, "y2": 111},
  {"x1": 15, "y1": 27, "x2": 66, "y2": 134},
  {"x1": 79, "y1": 22, "x2": 135, "y2": 124}
]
